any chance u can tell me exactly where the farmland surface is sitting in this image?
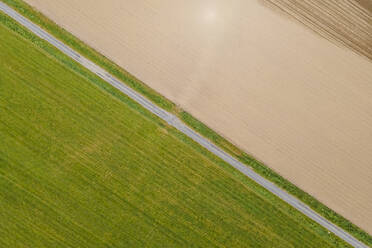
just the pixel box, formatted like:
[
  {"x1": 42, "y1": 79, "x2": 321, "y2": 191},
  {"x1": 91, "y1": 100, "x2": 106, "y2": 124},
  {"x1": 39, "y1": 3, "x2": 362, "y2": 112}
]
[
  {"x1": 265, "y1": 0, "x2": 371, "y2": 60},
  {"x1": 0, "y1": 19, "x2": 352, "y2": 247},
  {"x1": 20, "y1": 0, "x2": 372, "y2": 233}
]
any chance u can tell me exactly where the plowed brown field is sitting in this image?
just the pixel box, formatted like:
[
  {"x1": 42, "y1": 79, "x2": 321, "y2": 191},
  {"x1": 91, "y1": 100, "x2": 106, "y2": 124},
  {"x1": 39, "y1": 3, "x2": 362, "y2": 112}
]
[
  {"x1": 24, "y1": 0, "x2": 372, "y2": 233},
  {"x1": 265, "y1": 0, "x2": 371, "y2": 60}
]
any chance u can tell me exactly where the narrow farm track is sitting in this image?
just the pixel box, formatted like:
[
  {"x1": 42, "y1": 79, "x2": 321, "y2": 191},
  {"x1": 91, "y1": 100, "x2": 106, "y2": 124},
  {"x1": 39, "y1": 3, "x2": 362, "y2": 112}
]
[
  {"x1": 0, "y1": 2, "x2": 368, "y2": 248},
  {"x1": 264, "y1": 0, "x2": 372, "y2": 60}
]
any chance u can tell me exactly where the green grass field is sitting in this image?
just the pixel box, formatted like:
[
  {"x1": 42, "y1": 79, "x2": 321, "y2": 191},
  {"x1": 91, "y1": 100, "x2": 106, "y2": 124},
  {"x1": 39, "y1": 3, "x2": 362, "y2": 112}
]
[
  {"x1": 1, "y1": 1, "x2": 371, "y2": 246},
  {"x1": 0, "y1": 12, "x2": 354, "y2": 247}
]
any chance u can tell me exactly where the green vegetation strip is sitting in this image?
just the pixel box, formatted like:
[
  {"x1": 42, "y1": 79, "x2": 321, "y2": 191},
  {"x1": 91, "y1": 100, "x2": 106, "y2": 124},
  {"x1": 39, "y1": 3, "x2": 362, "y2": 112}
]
[
  {"x1": 1, "y1": 0, "x2": 371, "y2": 246},
  {"x1": 0, "y1": 13, "x2": 352, "y2": 248}
]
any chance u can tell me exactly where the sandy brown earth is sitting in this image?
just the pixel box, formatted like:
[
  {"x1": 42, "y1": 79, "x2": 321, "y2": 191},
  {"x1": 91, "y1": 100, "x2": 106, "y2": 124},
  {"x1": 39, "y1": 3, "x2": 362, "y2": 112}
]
[
  {"x1": 24, "y1": 0, "x2": 372, "y2": 233},
  {"x1": 265, "y1": 0, "x2": 372, "y2": 60}
]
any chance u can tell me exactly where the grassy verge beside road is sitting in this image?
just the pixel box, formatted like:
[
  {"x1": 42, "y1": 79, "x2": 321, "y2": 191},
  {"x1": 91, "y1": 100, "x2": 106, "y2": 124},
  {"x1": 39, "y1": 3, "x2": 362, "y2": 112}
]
[{"x1": 1, "y1": 0, "x2": 371, "y2": 246}]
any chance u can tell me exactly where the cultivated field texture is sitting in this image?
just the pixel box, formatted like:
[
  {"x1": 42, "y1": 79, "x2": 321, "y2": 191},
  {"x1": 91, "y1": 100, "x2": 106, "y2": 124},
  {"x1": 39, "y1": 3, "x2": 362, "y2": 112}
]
[
  {"x1": 0, "y1": 17, "x2": 354, "y2": 247},
  {"x1": 265, "y1": 0, "x2": 372, "y2": 60},
  {"x1": 20, "y1": 0, "x2": 372, "y2": 234}
]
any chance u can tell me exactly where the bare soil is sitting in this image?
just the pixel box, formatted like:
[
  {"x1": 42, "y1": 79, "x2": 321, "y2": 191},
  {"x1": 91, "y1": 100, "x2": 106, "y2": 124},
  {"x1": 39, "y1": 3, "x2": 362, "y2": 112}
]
[
  {"x1": 264, "y1": 0, "x2": 372, "y2": 60},
  {"x1": 24, "y1": 0, "x2": 372, "y2": 233}
]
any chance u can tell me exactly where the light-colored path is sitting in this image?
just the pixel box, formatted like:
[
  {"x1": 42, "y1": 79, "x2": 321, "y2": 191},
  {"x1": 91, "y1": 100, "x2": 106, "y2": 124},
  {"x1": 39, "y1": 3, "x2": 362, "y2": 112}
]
[
  {"x1": 20, "y1": 0, "x2": 372, "y2": 233},
  {"x1": 0, "y1": 2, "x2": 368, "y2": 247}
]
